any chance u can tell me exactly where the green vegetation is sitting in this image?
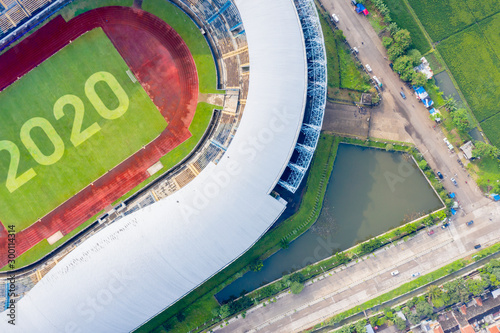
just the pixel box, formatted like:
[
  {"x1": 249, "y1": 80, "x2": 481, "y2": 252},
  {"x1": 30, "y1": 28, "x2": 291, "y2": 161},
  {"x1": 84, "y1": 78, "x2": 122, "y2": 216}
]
[
  {"x1": 468, "y1": 152, "x2": 500, "y2": 194},
  {"x1": 338, "y1": 44, "x2": 371, "y2": 91},
  {"x1": 143, "y1": 0, "x2": 220, "y2": 94},
  {"x1": 407, "y1": 0, "x2": 475, "y2": 41},
  {"x1": 462, "y1": 0, "x2": 500, "y2": 21},
  {"x1": 438, "y1": 24, "x2": 500, "y2": 122},
  {"x1": 382, "y1": 0, "x2": 431, "y2": 53},
  {"x1": 0, "y1": 29, "x2": 166, "y2": 230},
  {"x1": 318, "y1": 9, "x2": 341, "y2": 92}
]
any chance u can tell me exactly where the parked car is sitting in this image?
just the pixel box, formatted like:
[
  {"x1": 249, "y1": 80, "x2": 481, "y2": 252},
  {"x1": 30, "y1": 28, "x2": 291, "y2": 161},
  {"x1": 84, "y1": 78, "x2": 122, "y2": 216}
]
[
  {"x1": 451, "y1": 177, "x2": 458, "y2": 186},
  {"x1": 389, "y1": 63, "x2": 394, "y2": 70},
  {"x1": 411, "y1": 272, "x2": 421, "y2": 278},
  {"x1": 466, "y1": 220, "x2": 474, "y2": 226},
  {"x1": 391, "y1": 270, "x2": 399, "y2": 276},
  {"x1": 352, "y1": 47, "x2": 359, "y2": 54},
  {"x1": 365, "y1": 64, "x2": 372, "y2": 72},
  {"x1": 331, "y1": 13, "x2": 339, "y2": 23},
  {"x1": 437, "y1": 172, "x2": 443, "y2": 179},
  {"x1": 474, "y1": 244, "x2": 482, "y2": 249},
  {"x1": 428, "y1": 230, "x2": 435, "y2": 236},
  {"x1": 400, "y1": 91, "x2": 406, "y2": 99}
]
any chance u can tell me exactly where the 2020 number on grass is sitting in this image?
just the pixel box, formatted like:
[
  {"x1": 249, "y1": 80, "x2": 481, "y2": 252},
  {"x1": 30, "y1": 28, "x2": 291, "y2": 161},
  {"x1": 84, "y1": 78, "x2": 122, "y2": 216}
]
[{"x1": 0, "y1": 71, "x2": 129, "y2": 193}]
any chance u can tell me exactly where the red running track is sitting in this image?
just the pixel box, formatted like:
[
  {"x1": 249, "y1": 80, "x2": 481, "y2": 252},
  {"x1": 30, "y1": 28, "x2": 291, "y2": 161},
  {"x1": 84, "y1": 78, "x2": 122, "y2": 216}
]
[{"x1": 0, "y1": 7, "x2": 199, "y2": 267}]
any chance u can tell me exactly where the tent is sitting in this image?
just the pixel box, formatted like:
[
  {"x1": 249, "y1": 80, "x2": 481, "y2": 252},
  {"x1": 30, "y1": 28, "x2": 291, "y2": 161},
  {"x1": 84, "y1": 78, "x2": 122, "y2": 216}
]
[
  {"x1": 451, "y1": 208, "x2": 457, "y2": 215},
  {"x1": 356, "y1": 3, "x2": 369, "y2": 15},
  {"x1": 429, "y1": 108, "x2": 436, "y2": 114},
  {"x1": 414, "y1": 86, "x2": 428, "y2": 100},
  {"x1": 490, "y1": 193, "x2": 500, "y2": 201},
  {"x1": 423, "y1": 97, "x2": 434, "y2": 108},
  {"x1": 449, "y1": 192, "x2": 456, "y2": 198}
]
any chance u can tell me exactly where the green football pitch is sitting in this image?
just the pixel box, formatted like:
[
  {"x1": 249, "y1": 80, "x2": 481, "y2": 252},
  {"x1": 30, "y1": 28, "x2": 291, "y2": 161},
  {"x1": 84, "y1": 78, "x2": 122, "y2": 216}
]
[{"x1": 0, "y1": 28, "x2": 167, "y2": 231}]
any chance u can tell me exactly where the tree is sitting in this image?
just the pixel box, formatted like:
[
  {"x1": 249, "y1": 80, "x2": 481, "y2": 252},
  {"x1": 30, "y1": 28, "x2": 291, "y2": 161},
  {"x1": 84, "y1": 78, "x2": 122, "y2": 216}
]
[
  {"x1": 211, "y1": 306, "x2": 221, "y2": 318},
  {"x1": 472, "y1": 141, "x2": 500, "y2": 159},
  {"x1": 388, "y1": 22, "x2": 399, "y2": 35},
  {"x1": 427, "y1": 285, "x2": 442, "y2": 305},
  {"x1": 443, "y1": 96, "x2": 458, "y2": 112},
  {"x1": 451, "y1": 109, "x2": 471, "y2": 132},
  {"x1": 388, "y1": 44, "x2": 405, "y2": 61},
  {"x1": 406, "y1": 311, "x2": 420, "y2": 325},
  {"x1": 386, "y1": 143, "x2": 394, "y2": 151},
  {"x1": 411, "y1": 72, "x2": 428, "y2": 87},
  {"x1": 382, "y1": 36, "x2": 393, "y2": 48},
  {"x1": 415, "y1": 300, "x2": 433, "y2": 318},
  {"x1": 355, "y1": 320, "x2": 367, "y2": 333},
  {"x1": 176, "y1": 312, "x2": 186, "y2": 322},
  {"x1": 334, "y1": 251, "x2": 350, "y2": 266},
  {"x1": 394, "y1": 317, "x2": 407, "y2": 331},
  {"x1": 290, "y1": 281, "x2": 304, "y2": 294},
  {"x1": 407, "y1": 49, "x2": 422, "y2": 66},
  {"x1": 279, "y1": 239, "x2": 289, "y2": 249},
  {"x1": 393, "y1": 29, "x2": 412, "y2": 51},
  {"x1": 249, "y1": 259, "x2": 263, "y2": 272},
  {"x1": 220, "y1": 304, "x2": 231, "y2": 318},
  {"x1": 467, "y1": 279, "x2": 488, "y2": 296},
  {"x1": 394, "y1": 56, "x2": 415, "y2": 81}
]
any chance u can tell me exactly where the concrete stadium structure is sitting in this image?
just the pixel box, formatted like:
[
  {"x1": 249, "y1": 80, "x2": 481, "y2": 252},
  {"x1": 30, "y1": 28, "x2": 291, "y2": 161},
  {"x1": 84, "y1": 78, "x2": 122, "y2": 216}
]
[{"x1": 0, "y1": 0, "x2": 326, "y2": 331}]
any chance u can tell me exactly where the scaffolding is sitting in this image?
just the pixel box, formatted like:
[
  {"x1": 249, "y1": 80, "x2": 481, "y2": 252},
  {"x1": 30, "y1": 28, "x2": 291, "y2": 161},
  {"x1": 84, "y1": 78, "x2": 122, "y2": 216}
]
[{"x1": 279, "y1": 0, "x2": 326, "y2": 193}]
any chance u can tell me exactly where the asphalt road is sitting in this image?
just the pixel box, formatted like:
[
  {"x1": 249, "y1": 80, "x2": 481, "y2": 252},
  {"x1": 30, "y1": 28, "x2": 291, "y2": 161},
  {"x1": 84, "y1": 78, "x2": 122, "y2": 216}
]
[{"x1": 211, "y1": 1, "x2": 496, "y2": 332}]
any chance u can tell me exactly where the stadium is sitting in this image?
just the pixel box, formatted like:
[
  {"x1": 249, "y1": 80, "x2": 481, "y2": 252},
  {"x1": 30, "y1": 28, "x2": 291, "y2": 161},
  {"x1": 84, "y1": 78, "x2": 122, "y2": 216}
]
[{"x1": 0, "y1": 0, "x2": 326, "y2": 331}]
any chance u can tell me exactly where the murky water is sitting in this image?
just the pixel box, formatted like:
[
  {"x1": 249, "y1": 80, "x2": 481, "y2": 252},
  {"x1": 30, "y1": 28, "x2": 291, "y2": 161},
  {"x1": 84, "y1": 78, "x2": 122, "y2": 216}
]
[{"x1": 216, "y1": 144, "x2": 443, "y2": 303}]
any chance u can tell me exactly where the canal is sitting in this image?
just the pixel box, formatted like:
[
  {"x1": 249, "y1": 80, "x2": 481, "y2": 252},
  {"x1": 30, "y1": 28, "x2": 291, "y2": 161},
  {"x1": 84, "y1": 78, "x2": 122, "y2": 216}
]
[{"x1": 216, "y1": 144, "x2": 443, "y2": 303}]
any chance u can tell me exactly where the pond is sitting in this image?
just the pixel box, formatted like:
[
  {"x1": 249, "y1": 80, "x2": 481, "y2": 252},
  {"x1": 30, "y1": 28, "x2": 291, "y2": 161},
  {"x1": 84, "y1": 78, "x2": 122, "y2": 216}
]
[
  {"x1": 434, "y1": 71, "x2": 463, "y2": 106},
  {"x1": 215, "y1": 144, "x2": 443, "y2": 303}
]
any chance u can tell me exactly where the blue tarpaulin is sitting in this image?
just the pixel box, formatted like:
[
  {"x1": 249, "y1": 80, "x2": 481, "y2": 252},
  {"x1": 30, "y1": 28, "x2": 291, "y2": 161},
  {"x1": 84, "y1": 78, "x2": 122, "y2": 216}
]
[
  {"x1": 449, "y1": 192, "x2": 456, "y2": 198},
  {"x1": 451, "y1": 208, "x2": 457, "y2": 215},
  {"x1": 490, "y1": 194, "x2": 500, "y2": 201}
]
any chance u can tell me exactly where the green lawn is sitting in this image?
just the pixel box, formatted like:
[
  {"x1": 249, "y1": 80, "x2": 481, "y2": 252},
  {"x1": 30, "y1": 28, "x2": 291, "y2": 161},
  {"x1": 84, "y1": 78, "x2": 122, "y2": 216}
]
[
  {"x1": 407, "y1": 0, "x2": 475, "y2": 42},
  {"x1": 384, "y1": 0, "x2": 431, "y2": 53},
  {"x1": 318, "y1": 9, "x2": 341, "y2": 92},
  {"x1": 338, "y1": 41, "x2": 371, "y2": 92},
  {"x1": 462, "y1": 0, "x2": 500, "y2": 21},
  {"x1": 0, "y1": 28, "x2": 166, "y2": 230},
  {"x1": 480, "y1": 114, "x2": 500, "y2": 149},
  {"x1": 437, "y1": 24, "x2": 500, "y2": 123},
  {"x1": 479, "y1": 12, "x2": 500, "y2": 55},
  {"x1": 143, "y1": 0, "x2": 219, "y2": 94}
]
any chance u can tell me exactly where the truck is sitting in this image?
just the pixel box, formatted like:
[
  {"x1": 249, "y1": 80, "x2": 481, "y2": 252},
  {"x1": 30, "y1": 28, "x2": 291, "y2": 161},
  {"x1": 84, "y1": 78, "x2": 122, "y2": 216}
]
[{"x1": 373, "y1": 76, "x2": 383, "y2": 89}]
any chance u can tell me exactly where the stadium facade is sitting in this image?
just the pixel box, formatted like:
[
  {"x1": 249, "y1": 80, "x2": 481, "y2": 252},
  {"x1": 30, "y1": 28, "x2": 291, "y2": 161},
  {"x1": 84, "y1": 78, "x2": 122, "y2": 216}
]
[{"x1": 0, "y1": 0, "x2": 326, "y2": 331}]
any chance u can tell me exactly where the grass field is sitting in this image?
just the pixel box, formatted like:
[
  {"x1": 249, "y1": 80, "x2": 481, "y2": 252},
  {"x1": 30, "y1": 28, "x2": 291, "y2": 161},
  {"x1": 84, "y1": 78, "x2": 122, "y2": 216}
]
[
  {"x1": 480, "y1": 114, "x2": 500, "y2": 148},
  {"x1": 143, "y1": 0, "x2": 220, "y2": 94},
  {"x1": 0, "y1": 28, "x2": 166, "y2": 230},
  {"x1": 407, "y1": 0, "x2": 475, "y2": 42},
  {"x1": 59, "y1": 0, "x2": 133, "y2": 20},
  {"x1": 383, "y1": 0, "x2": 431, "y2": 53},
  {"x1": 318, "y1": 9, "x2": 341, "y2": 93},
  {"x1": 463, "y1": 0, "x2": 500, "y2": 21},
  {"x1": 437, "y1": 23, "x2": 500, "y2": 122}
]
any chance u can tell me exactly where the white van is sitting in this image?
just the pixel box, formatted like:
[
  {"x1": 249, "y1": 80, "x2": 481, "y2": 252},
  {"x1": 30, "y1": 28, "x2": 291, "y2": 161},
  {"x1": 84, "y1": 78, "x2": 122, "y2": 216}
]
[{"x1": 331, "y1": 13, "x2": 339, "y2": 23}]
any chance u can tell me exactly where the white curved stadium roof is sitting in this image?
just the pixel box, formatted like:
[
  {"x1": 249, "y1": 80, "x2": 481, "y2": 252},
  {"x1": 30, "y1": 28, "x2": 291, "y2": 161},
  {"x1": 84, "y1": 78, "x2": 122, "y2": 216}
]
[{"x1": 1, "y1": 0, "x2": 307, "y2": 331}]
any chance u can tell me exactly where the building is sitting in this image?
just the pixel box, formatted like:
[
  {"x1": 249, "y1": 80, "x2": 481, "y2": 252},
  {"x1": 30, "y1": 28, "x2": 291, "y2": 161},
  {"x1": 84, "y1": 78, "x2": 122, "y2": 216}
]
[{"x1": 460, "y1": 141, "x2": 475, "y2": 160}]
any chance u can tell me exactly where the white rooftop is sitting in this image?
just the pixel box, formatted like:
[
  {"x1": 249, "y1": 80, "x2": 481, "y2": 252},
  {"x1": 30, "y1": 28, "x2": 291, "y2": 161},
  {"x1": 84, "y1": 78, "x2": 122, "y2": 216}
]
[{"x1": 0, "y1": 0, "x2": 308, "y2": 331}]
